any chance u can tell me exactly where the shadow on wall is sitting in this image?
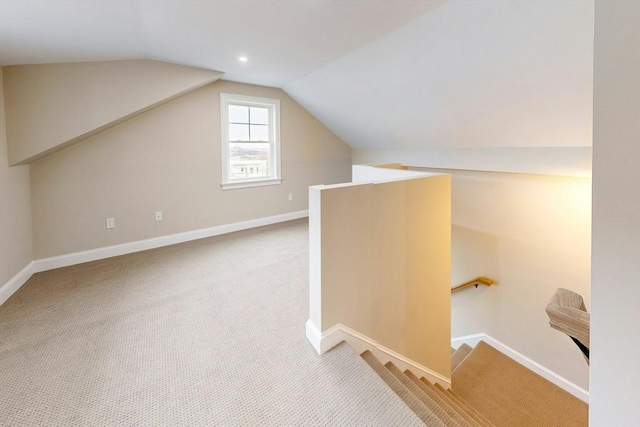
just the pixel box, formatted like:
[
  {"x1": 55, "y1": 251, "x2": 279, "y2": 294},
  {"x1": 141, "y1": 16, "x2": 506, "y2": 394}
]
[
  {"x1": 451, "y1": 225, "x2": 501, "y2": 337},
  {"x1": 447, "y1": 170, "x2": 591, "y2": 391},
  {"x1": 452, "y1": 225, "x2": 500, "y2": 288}
]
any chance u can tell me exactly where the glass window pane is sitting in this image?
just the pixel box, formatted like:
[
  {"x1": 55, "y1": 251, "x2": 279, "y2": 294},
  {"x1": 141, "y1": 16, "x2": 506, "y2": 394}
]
[
  {"x1": 229, "y1": 123, "x2": 249, "y2": 141},
  {"x1": 229, "y1": 143, "x2": 271, "y2": 179},
  {"x1": 229, "y1": 105, "x2": 249, "y2": 123},
  {"x1": 250, "y1": 124, "x2": 269, "y2": 141},
  {"x1": 250, "y1": 107, "x2": 269, "y2": 125}
]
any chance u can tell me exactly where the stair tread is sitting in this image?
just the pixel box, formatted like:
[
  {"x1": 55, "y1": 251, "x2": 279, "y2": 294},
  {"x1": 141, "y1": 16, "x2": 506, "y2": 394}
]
[
  {"x1": 418, "y1": 377, "x2": 493, "y2": 427},
  {"x1": 385, "y1": 362, "x2": 475, "y2": 427},
  {"x1": 451, "y1": 341, "x2": 588, "y2": 427},
  {"x1": 361, "y1": 351, "x2": 446, "y2": 427},
  {"x1": 401, "y1": 369, "x2": 490, "y2": 427},
  {"x1": 442, "y1": 387, "x2": 495, "y2": 427},
  {"x1": 451, "y1": 343, "x2": 473, "y2": 372},
  {"x1": 434, "y1": 382, "x2": 448, "y2": 393},
  {"x1": 421, "y1": 378, "x2": 492, "y2": 424}
]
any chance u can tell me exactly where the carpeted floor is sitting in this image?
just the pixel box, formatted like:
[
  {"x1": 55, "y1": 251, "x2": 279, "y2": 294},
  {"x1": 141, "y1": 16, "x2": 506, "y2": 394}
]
[
  {"x1": 452, "y1": 341, "x2": 588, "y2": 426},
  {"x1": 0, "y1": 219, "x2": 423, "y2": 426}
]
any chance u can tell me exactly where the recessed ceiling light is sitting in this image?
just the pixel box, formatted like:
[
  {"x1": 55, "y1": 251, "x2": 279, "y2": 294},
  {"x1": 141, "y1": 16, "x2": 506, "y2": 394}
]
[{"x1": 239, "y1": 56, "x2": 248, "y2": 63}]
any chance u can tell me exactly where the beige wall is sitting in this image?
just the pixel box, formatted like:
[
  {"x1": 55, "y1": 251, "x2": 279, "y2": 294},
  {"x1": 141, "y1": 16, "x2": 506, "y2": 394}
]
[
  {"x1": 0, "y1": 68, "x2": 33, "y2": 285},
  {"x1": 3, "y1": 60, "x2": 222, "y2": 165},
  {"x1": 590, "y1": 0, "x2": 640, "y2": 424},
  {"x1": 310, "y1": 173, "x2": 451, "y2": 378},
  {"x1": 30, "y1": 80, "x2": 351, "y2": 259},
  {"x1": 445, "y1": 170, "x2": 591, "y2": 391}
]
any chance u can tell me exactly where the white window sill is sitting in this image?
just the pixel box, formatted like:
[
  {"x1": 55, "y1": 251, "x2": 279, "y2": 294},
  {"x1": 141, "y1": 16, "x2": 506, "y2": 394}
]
[{"x1": 221, "y1": 178, "x2": 282, "y2": 191}]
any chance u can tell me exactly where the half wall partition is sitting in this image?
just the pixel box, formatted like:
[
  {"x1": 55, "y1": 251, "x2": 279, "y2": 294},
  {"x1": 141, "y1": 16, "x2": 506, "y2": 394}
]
[{"x1": 307, "y1": 165, "x2": 452, "y2": 383}]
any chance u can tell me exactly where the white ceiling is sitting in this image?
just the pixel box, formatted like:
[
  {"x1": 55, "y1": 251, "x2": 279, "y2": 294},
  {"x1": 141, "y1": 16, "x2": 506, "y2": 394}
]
[
  {"x1": 1, "y1": 0, "x2": 595, "y2": 153},
  {"x1": 0, "y1": 0, "x2": 444, "y2": 88},
  {"x1": 285, "y1": 0, "x2": 595, "y2": 149}
]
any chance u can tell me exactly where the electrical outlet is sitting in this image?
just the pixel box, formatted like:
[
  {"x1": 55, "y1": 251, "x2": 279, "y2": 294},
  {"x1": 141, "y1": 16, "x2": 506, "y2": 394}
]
[
  {"x1": 155, "y1": 211, "x2": 163, "y2": 221},
  {"x1": 106, "y1": 217, "x2": 115, "y2": 229},
  {"x1": 288, "y1": 193, "x2": 293, "y2": 201}
]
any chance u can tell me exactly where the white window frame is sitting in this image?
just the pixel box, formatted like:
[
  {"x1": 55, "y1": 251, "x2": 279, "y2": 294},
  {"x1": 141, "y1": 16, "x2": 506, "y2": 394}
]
[{"x1": 220, "y1": 93, "x2": 282, "y2": 190}]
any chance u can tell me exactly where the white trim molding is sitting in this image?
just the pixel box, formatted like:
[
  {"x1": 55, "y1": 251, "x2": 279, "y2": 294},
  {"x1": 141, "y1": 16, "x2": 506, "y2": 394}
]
[
  {"x1": 220, "y1": 92, "x2": 282, "y2": 190},
  {"x1": 1, "y1": 211, "x2": 308, "y2": 306},
  {"x1": 305, "y1": 318, "x2": 324, "y2": 354},
  {"x1": 221, "y1": 178, "x2": 282, "y2": 191},
  {"x1": 307, "y1": 320, "x2": 451, "y2": 388},
  {"x1": 33, "y1": 210, "x2": 308, "y2": 273},
  {"x1": 451, "y1": 333, "x2": 589, "y2": 403},
  {"x1": 0, "y1": 262, "x2": 36, "y2": 306}
]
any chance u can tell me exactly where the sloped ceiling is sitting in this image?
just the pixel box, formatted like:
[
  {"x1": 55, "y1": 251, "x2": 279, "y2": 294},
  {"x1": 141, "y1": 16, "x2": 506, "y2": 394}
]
[
  {"x1": 284, "y1": 0, "x2": 595, "y2": 151},
  {"x1": 3, "y1": 60, "x2": 222, "y2": 165},
  {"x1": 0, "y1": 0, "x2": 444, "y2": 88},
  {"x1": 1, "y1": 0, "x2": 595, "y2": 173}
]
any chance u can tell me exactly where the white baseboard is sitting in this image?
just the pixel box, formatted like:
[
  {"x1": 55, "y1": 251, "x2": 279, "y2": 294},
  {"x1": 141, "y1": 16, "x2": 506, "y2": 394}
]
[
  {"x1": 306, "y1": 320, "x2": 451, "y2": 388},
  {"x1": 0, "y1": 261, "x2": 36, "y2": 306},
  {"x1": 305, "y1": 319, "x2": 324, "y2": 354},
  {"x1": 1, "y1": 211, "x2": 308, "y2": 306},
  {"x1": 451, "y1": 333, "x2": 589, "y2": 403},
  {"x1": 33, "y1": 210, "x2": 309, "y2": 273}
]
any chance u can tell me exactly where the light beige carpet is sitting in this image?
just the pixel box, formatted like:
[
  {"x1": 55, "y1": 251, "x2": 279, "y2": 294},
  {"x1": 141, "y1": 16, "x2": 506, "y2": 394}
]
[
  {"x1": 452, "y1": 341, "x2": 588, "y2": 427},
  {"x1": 451, "y1": 343, "x2": 472, "y2": 371},
  {"x1": 0, "y1": 219, "x2": 423, "y2": 426}
]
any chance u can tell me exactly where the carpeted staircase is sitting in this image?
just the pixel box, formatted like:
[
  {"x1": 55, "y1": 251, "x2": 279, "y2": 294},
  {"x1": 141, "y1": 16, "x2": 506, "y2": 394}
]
[{"x1": 362, "y1": 341, "x2": 588, "y2": 426}]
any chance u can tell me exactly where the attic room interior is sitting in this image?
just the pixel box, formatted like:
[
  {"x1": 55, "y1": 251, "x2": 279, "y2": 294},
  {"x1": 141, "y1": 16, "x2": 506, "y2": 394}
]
[{"x1": 0, "y1": 1, "x2": 638, "y2": 426}]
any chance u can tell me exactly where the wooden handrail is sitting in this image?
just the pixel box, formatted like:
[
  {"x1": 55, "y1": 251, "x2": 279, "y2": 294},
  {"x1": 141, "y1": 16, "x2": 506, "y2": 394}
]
[
  {"x1": 451, "y1": 277, "x2": 494, "y2": 293},
  {"x1": 546, "y1": 288, "x2": 590, "y2": 350}
]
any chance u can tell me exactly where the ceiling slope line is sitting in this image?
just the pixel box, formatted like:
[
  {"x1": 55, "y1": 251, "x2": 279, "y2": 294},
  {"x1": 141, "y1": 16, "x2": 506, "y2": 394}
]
[{"x1": 3, "y1": 60, "x2": 224, "y2": 165}]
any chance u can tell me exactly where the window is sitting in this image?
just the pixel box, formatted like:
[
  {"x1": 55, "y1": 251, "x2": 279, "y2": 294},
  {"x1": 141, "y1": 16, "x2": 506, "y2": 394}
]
[{"x1": 220, "y1": 93, "x2": 281, "y2": 190}]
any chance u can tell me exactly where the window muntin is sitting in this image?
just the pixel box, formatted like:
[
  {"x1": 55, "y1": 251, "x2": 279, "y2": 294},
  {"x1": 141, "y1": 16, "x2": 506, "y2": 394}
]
[{"x1": 220, "y1": 93, "x2": 281, "y2": 190}]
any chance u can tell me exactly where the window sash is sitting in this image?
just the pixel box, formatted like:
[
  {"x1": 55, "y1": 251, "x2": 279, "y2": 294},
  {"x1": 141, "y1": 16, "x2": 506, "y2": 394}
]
[{"x1": 220, "y1": 93, "x2": 281, "y2": 189}]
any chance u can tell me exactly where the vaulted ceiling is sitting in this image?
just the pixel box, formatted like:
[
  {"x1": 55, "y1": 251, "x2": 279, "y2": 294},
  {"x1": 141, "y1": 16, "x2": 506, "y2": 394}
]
[
  {"x1": 0, "y1": 0, "x2": 444, "y2": 87},
  {"x1": 1, "y1": 0, "x2": 595, "y2": 169},
  {"x1": 286, "y1": 0, "x2": 594, "y2": 150}
]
